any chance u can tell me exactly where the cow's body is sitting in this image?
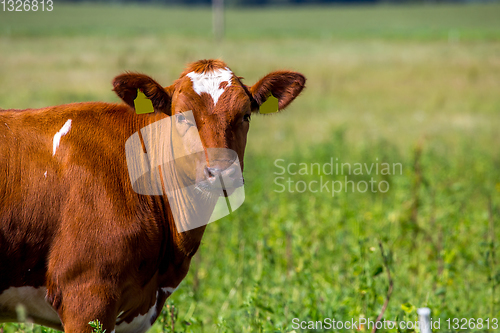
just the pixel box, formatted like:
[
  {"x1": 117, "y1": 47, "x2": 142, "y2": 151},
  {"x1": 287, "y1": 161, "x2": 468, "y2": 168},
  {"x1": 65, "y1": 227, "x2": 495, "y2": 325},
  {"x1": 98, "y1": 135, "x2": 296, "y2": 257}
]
[
  {"x1": 0, "y1": 60, "x2": 305, "y2": 332},
  {"x1": 0, "y1": 104, "x2": 189, "y2": 332}
]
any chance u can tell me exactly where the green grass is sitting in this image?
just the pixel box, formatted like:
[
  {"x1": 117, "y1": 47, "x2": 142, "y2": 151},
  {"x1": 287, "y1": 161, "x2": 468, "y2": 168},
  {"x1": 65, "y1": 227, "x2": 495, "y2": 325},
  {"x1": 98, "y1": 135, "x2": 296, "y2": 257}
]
[
  {"x1": 1, "y1": 3, "x2": 500, "y2": 40},
  {"x1": 1, "y1": 2, "x2": 500, "y2": 332}
]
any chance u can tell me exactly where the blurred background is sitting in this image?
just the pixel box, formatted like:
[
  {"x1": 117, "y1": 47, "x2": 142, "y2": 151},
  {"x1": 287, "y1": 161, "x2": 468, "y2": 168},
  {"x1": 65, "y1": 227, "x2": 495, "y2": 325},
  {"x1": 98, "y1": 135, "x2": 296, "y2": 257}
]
[{"x1": 1, "y1": 0, "x2": 500, "y2": 332}]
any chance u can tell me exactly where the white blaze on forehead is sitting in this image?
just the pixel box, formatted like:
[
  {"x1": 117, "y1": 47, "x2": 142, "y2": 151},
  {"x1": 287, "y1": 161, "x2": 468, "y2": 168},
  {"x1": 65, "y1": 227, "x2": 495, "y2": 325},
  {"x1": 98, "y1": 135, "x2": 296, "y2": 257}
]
[
  {"x1": 52, "y1": 119, "x2": 72, "y2": 156},
  {"x1": 186, "y1": 67, "x2": 233, "y2": 106}
]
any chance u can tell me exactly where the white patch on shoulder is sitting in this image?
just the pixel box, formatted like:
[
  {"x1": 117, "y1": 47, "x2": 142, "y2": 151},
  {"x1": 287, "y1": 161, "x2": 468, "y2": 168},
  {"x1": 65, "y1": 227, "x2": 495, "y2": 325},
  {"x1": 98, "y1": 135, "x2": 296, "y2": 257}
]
[
  {"x1": 44, "y1": 171, "x2": 47, "y2": 178},
  {"x1": 162, "y1": 286, "x2": 178, "y2": 295},
  {"x1": 115, "y1": 292, "x2": 158, "y2": 333},
  {"x1": 186, "y1": 67, "x2": 232, "y2": 106},
  {"x1": 0, "y1": 286, "x2": 60, "y2": 324},
  {"x1": 52, "y1": 119, "x2": 72, "y2": 156}
]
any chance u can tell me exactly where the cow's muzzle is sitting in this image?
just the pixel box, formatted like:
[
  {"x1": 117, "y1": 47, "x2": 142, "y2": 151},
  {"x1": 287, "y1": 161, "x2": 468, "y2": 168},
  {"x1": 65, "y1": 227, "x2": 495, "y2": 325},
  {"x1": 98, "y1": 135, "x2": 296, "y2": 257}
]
[
  {"x1": 197, "y1": 148, "x2": 244, "y2": 196},
  {"x1": 204, "y1": 164, "x2": 245, "y2": 191}
]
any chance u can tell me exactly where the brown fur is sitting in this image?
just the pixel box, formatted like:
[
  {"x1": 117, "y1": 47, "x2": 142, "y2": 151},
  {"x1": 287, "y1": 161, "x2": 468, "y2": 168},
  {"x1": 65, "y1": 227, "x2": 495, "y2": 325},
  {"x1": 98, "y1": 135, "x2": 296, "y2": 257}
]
[{"x1": 0, "y1": 59, "x2": 305, "y2": 332}]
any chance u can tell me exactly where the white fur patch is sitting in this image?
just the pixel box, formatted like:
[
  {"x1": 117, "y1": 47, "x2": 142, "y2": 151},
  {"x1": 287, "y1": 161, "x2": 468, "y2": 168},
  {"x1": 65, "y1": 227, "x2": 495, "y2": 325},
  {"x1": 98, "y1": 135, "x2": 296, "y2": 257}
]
[
  {"x1": 162, "y1": 286, "x2": 178, "y2": 295},
  {"x1": 52, "y1": 119, "x2": 72, "y2": 156},
  {"x1": 186, "y1": 68, "x2": 232, "y2": 106},
  {"x1": 115, "y1": 292, "x2": 158, "y2": 333},
  {"x1": 0, "y1": 286, "x2": 60, "y2": 324}
]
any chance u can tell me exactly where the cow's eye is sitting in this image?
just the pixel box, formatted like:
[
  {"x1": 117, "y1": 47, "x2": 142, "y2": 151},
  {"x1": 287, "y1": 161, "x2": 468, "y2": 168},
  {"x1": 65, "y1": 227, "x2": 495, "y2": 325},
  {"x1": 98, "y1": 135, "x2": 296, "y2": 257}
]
[
  {"x1": 177, "y1": 114, "x2": 187, "y2": 123},
  {"x1": 243, "y1": 114, "x2": 251, "y2": 122},
  {"x1": 176, "y1": 114, "x2": 195, "y2": 127}
]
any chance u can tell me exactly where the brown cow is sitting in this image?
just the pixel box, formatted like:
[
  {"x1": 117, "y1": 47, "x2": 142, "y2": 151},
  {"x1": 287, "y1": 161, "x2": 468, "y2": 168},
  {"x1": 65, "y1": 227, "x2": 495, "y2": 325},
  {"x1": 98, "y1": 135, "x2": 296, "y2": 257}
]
[{"x1": 0, "y1": 59, "x2": 305, "y2": 332}]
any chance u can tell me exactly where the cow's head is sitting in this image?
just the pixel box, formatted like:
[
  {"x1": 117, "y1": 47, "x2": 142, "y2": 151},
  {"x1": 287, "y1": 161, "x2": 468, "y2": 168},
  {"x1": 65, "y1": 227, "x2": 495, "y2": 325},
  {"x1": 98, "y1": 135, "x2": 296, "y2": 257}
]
[{"x1": 113, "y1": 59, "x2": 305, "y2": 195}]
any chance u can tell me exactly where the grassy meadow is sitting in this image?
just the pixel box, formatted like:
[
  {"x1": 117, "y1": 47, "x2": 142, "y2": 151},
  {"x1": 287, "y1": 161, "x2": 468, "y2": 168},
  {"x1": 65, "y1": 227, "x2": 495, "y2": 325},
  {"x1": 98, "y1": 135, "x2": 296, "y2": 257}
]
[{"x1": 1, "y1": 2, "x2": 500, "y2": 332}]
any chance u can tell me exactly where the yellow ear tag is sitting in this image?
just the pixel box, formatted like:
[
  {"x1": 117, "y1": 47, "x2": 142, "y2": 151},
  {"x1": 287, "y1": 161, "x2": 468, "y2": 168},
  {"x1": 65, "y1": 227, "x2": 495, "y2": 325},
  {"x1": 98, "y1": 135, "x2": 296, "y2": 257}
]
[
  {"x1": 259, "y1": 94, "x2": 279, "y2": 114},
  {"x1": 134, "y1": 89, "x2": 154, "y2": 114}
]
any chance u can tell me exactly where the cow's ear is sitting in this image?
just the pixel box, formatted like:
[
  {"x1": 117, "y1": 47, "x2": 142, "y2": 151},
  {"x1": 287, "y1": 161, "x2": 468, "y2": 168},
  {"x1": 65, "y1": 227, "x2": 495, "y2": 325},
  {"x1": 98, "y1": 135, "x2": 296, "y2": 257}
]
[
  {"x1": 113, "y1": 73, "x2": 173, "y2": 115},
  {"x1": 250, "y1": 71, "x2": 306, "y2": 112}
]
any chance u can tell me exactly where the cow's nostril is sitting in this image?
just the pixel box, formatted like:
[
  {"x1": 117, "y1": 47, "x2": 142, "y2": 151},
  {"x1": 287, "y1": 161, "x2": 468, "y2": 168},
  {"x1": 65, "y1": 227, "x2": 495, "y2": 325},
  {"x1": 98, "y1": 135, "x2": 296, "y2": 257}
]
[
  {"x1": 222, "y1": 165, "x2": 237, "y2": 178},
  {"x1": 204, "y1": 166, "x2": 212, "y2": 178},
  {"x1": 204, "y1": 166, "x2": 221, "y2": 178}
]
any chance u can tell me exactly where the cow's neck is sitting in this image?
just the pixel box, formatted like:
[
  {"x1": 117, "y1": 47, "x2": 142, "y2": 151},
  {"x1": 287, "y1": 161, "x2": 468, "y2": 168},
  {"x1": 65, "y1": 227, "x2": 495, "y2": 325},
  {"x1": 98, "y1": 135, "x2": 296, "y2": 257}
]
[
  {"x1": 157, "y1": 178, "x2": 218, "y2": 288},
  {"x1": 165, "y1": 187, "x2": 218, "y2": 257},
  {"x1": 155, "y1": 193, "x2": 209, "y2": 286},
  {"x1": 172, "y1": 222, "x2": 206, "y2": 258},
  {"x1": 132, "y1": 112, "x2": 215, "y2": 276}
]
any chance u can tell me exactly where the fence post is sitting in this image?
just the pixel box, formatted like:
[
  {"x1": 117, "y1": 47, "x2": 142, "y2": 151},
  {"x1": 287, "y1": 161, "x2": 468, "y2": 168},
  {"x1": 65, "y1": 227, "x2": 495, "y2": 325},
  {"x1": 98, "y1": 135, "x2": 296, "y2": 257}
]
[
  {"x1": 212, "y1": 0, "x2": 224, "y2": 41},
  {"x1": 417, "y1": 307, "x2": 432, "y2": 333}
]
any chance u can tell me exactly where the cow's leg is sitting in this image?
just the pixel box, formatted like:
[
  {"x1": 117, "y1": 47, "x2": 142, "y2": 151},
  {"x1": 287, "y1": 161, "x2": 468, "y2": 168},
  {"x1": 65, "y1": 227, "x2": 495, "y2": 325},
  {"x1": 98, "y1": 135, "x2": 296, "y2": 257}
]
[{"x1": 50, "y1": 282, "x2": 117, "y2": 333}]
